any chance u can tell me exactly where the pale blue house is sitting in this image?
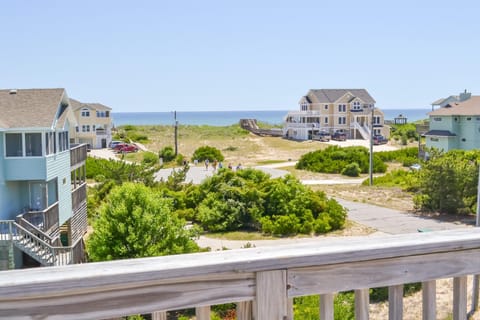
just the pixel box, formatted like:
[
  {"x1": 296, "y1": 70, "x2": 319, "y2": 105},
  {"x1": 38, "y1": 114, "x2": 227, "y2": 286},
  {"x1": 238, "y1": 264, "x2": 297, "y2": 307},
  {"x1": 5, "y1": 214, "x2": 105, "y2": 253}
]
[
  {"x1": 0, "y1": 88, "x2": 87, "y2": 269},
  {"x1": 425, "y1": 92, "x2": 480, "y2": 151}
]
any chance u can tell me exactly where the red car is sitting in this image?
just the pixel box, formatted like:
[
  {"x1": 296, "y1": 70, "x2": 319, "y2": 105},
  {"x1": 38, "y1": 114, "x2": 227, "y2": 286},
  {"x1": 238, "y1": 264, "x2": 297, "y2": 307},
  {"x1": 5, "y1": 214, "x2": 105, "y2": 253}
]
[
  {"x1": 116, "y1": 144, "x2": 138, "y2": 153},
  {"x1": 113, "y1": 143, "x2": 129, "y2": 151}
]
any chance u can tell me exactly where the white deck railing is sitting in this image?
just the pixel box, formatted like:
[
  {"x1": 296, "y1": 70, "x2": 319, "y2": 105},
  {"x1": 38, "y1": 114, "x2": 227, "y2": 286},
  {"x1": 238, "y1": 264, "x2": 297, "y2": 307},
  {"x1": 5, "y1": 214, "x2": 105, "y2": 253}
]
[{"x1": 1, "y1": 229, "x2": 480, "y2": 319}]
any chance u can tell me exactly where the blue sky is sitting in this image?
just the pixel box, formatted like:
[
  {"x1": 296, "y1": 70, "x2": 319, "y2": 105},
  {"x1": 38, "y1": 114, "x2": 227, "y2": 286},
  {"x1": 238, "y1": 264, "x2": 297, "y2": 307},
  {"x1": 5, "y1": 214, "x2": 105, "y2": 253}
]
[{"x1": 1, "y1": 0, "x2": 479, "y2": 112}]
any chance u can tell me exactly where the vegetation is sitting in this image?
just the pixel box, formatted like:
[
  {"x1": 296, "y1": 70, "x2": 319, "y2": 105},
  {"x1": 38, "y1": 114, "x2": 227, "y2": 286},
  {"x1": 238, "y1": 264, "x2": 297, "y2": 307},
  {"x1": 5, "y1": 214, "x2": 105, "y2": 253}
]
[
  {"x1": 390, "y1": 123, "x2": 419, "y2": 145},
  {"x1": 189, "y1": 168, "x2": 346, "y2": 235},
  {"x1": 87, "y1": 183, "x2": 199, "y2": 261},
  {"x1": 191, "y1": 145, "x2": 225, "y2": 162},
  {"x1": 158, "y1": 145, "x2": 176, "y2": 162},
  {"x1": 296, "y1": 146, "x2": 387, "y2": 175},
  {"x1": 375, "y1": 147, "x2": 418, "y2": 167}
]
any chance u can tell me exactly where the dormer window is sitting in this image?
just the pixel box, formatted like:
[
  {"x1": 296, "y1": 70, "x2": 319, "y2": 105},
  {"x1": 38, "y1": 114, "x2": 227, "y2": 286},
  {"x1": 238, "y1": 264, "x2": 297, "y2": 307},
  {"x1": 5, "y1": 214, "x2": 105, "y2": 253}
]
[
  {"x1": 353, "y1": 101, "x2": 361, "y2": 110},
  {"x1": 81, "y1": 108, "x2": 90, "y2": 117}
]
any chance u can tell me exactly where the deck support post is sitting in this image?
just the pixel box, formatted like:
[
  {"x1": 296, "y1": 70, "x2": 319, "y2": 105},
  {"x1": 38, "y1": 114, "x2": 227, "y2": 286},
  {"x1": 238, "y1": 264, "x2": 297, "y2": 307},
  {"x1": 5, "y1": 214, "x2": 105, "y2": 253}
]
[
  {"x1": 355, "y1": 288, "x2": 369, "y2": 320},
  {"x1": 236, "y1": 301, "x2": 252, "y2": 320},
  {"x1": 320, "y1": 293, "x2": 334, "y2": 320},
  {"x1": 453, "y1": 276, "x2": 467, "y2": 320},
  {"x1": 151, "y1": 311, "x2": 167, "y2": 320},
  {"x1": 388, "y1": 284, "x2": 403, "y2": 320},
  {"x1": 255, "y1": 270, "x2": 289, "y2": 319},
  {"x1": 196, "y1": 306, "x2": 210, "y2": 320},
  {"x1": 422, "y1": 280, "x2": 436, "y2": 320}
]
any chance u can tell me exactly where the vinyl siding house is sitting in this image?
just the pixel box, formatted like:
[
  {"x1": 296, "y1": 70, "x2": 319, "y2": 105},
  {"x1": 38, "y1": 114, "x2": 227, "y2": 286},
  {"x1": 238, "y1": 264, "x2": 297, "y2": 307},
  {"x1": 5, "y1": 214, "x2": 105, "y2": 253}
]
[
  {"x1": 425, "y1": 93, "x2": 480, "y2": 151},
  {"x1": 283, "y1": 89, "x2": 388, "y2": 140},
  {"x1": 70, "y1": 98, "x2": 113, "y2": 149},
  {"x1": 0, "y1": 88, "x2": 88, "y2": 270}
]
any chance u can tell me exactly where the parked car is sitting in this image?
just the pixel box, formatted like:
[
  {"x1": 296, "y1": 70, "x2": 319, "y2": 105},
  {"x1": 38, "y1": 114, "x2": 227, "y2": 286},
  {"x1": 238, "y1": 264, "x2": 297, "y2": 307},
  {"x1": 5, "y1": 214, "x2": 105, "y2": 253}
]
[
  {"x1": 312, "y1": 131, "x2": 331, "y2": 142},
  {"x1": 109, "y1": 140, "x2": 123, "y2": 149},
  {"x1": 116, "y1": 144, "x2": 138, "y2": 153},
  {"x1": 331, "y1": 131, "x2": 347, "y2": 141},
  {"x1": 373, "y1": 135, "x2": 388, "y2": 145},
  {"x1": 113, "y1": 143, "x2": 129, "y2": 151}
]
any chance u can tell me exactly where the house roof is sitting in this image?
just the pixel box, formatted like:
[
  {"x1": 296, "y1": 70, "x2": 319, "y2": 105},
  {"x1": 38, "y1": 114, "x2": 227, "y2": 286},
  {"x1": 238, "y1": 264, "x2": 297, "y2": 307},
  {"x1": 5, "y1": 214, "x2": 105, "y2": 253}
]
[
  {"x1": 424, "y1": 130, "x2": 457, "y2": 137},
  {"x1": 431, "y1": 95, "x2": 458, "y2": 106},
  {"x1": 307, "y1": 89, "x2": 376, "y2": 104},
  {"x1": 0, "y1": 88, "x2": 69, "y2": 129},
  {"x1": 428, "y1": 96, "x2": 480, "y2": 116},
  {"x1": 70, "y1": 98, "x2": 111, "y2": 111}
]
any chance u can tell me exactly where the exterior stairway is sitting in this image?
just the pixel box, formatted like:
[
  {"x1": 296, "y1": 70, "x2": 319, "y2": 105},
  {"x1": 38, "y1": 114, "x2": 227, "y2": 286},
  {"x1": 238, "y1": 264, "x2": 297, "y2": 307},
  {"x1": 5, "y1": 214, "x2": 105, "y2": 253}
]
[
  {"x1": 0, "y1": 220, "x2": 73, "y2": 267},
  {"x1": 353, "y1": 121, "x2": 371, "y2": 140}
]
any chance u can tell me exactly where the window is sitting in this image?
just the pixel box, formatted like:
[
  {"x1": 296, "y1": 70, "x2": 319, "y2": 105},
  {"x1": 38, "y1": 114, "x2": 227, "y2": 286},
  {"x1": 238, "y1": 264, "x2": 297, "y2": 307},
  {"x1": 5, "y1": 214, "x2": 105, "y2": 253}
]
[
  {"x1": 81, "y1": 108, "x2": 90, "y2": 117},
  {"x1": 300, "y1": 102, "x2": 308, "y2": 111},
  {"x1": 58, "y1": 131, "x2": 69, "y2": 152},
  {"x1": 433, "y1": 117, "x2": 442, "y2": 121},
  {"x1": 430, "y1": 137, "x2": 439, "y2": 142},
  {"x1": 373, "y1": 116, "x2": 381, "y2": 124},
  {"x1": 25, "y1": 133, "x2": 42, "y2": 157},
  {"x1": 75, "y1": 126, "x2": 79, "y2": 132},
  {"x1": 82, "y1": 125, "x2": 90, "y2": 132},
  {"x1": 338, "y1": 117, "x2": 346, "y2": 125},
  {"x1": 5, "y1": 133, "x2": 22, "y2": 157},
  {"x1": 373, "y1": 129, "x2": 381, "y2": 135},
  {"x1": 467, "y1": 117, "x2": 472, "y2": 121},
  {"x1": 324, "y1": 117, "x2": 328, "y2": 124},
  {"x1": 45, "y1": 132, "x2": 56, "y2": 155},
  {"x1": 338, "y1": 104, "x2": 346, "y2": 112},
  {"x1": 324, "y1": 104, "x2": 329, "y2": 110},
  {"x1": 353, "y1": 101, "x2": 361, "y2": 110}
]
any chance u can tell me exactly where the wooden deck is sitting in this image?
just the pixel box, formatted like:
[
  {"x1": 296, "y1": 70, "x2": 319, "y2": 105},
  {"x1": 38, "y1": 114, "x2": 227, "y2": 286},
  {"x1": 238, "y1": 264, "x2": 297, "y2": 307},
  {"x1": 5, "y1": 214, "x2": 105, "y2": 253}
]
[{"x1": 1, "y1": 228, "x2": 480, "y2": 319}]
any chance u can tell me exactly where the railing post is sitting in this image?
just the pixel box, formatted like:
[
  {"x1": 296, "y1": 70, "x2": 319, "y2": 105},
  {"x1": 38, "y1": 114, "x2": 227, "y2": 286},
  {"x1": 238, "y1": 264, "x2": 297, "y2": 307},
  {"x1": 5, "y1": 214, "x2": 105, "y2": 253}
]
[
  {"x1": 388, "y1": 284, "x2": 403, "y2": 320},
  {"x1": 237, "y1": 301, "x2": 252, "y2": 320},
  {"x1": 195, "y1": 306, "x2": 210, "y2": 320},
  {"x1": 320, "y1": 293, "x2": 334, "y2": 320},
  {"x1": 255, "y1": 270, "x2": 288, "y2": 320},
  {"x1": 422, "y1": 280, "x2": 436, "y2": 320},
  {"x1": 453, "y1": 276, "x2": 467, "y2": 320},
  {"x1": 355, "y1": 288, "x2": 369, "y2": 320},
  {"x1": 151, "y1": 311, "x2": 167, "y2": 320}
]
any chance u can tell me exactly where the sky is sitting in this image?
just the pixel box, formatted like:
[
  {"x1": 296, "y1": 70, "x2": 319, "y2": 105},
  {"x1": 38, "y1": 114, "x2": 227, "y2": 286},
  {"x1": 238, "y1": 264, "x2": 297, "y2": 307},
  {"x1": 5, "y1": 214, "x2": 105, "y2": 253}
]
[{"x1": 1, "y1": 0, "x2": 479, "y2": 112}]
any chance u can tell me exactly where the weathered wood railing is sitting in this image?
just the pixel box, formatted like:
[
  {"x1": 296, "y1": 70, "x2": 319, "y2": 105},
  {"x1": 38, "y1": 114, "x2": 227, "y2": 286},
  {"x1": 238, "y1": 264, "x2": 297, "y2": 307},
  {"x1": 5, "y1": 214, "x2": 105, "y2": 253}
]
[
  {"x1": 1, "y1": 229, "x2": 480, "y2": 319},
  {"x1": 70, "y1": 143, "x2": 87, "y2": 168}
]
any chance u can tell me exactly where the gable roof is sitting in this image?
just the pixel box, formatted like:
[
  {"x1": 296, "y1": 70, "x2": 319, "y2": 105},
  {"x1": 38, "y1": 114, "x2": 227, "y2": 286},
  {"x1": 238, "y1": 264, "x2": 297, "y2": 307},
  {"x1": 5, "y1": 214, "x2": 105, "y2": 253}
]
[
  {"x1": 70, "y1": 98, "x2": 112, "y2": 111},
  {"x1": 429, "y1": 96, "x2": 480, "y2": 116},
  {"x1": 0, "y1": 88, "x2": 70, "y2": 129},
  {"x1": 306, "y1": 89, "x2": 376, "y2": 104}
]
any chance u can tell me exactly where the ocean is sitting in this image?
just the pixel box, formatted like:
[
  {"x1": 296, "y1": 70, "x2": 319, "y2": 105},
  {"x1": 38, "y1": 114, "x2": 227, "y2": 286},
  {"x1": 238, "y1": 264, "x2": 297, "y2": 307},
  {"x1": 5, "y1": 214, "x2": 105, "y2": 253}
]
[{"x1": 112, "y1": 108, "x2": 431, "y2": 127}]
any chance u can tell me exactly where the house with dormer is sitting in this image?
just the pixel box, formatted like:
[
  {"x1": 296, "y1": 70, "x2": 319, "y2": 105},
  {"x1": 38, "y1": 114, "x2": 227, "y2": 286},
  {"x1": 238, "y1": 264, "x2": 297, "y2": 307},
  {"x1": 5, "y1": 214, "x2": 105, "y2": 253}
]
[
  {"x1": 0, "y1": 88, "x2": 87, "y2": 270},
  {"x1": 70, "y1": 98, "x2": 113, "y2": 149},
  {"x1": 425, "y1": 91, "x2": 480, "y2": 151},
  {"x1": 283, "y1": 89, "x2": 387, "y2": 140}
]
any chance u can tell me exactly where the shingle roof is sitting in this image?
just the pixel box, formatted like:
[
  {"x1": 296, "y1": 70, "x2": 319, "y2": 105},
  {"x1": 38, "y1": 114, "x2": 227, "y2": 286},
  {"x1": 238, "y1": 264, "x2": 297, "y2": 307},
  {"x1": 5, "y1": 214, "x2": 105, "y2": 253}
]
[
  {"x1": 307, "y1": 89, "x2": 376, "y2": 104},
  {"x1": 424, "y1": 130, "x2": 457, "y2": 137},
  {"x1": 429, "y1": 96, "x2": 480, "y2": 116},
  {"x1": 70, "y1": 98, "x2": 112, "y2": 111},
  {"x1": 0, "y1": 88, "x2": 67, "y2": 129}
]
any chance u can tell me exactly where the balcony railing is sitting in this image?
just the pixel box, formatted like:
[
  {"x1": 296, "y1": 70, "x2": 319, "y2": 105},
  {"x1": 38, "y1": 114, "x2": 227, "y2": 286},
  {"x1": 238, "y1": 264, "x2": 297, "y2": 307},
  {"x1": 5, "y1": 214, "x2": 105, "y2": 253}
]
[
  {"x1": 17, "y1": 202, "x2": 59, "y2": 239},
  {"x1": 71, "y1": 183, "x2": 87, "y2": 211},
  {"x1": 0, "y1": 229, "x2": 479, "y2": 319},
  {"x1": 70, "y1": 144, "x2": 87, "y2": 168}
]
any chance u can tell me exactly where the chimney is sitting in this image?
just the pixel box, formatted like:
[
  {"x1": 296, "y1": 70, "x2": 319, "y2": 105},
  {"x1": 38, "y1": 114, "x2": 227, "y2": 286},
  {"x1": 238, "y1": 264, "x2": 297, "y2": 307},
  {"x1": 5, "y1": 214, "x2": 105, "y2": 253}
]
[{"x1": 459, "y1": 89, "x2": 471, "y2": 102}]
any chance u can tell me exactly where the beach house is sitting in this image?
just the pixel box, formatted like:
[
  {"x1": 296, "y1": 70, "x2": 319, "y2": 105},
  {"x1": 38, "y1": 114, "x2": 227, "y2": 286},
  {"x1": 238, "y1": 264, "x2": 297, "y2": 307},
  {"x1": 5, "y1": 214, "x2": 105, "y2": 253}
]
[
  {"x1": 0, "y1": 88, "x2": 88, "y2": 269},
  {"x1": 425, "y1": 90, "x2": 480, "y2": 151},
  {"x1": 70, "y1": 98, "x2": 113, "y2": 149},
  {"x1": 283, "y1": 89, "x2": 388, "y2": 141}
]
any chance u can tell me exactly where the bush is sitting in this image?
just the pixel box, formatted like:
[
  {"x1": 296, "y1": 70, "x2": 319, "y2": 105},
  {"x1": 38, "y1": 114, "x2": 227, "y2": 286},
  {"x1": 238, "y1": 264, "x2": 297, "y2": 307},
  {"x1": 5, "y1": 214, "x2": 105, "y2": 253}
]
[
  {"x1": 142, "y1": 151, "x2": 158, "y2": 165},
  {"x1": 192, "y1": 145, "x2": 224, "y2": 162},
  {"x1": 159, "y1": 146, "x2": 176, "y2": 162},
  {"x1": 341, "y1": 162, "x2": 360, "y2": 177}
]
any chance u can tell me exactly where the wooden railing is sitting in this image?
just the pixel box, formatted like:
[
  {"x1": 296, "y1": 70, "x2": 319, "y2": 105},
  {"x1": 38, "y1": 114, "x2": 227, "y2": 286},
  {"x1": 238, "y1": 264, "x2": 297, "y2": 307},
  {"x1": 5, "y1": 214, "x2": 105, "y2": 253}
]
[
  {"x1": 1, "y1": 229, "x2": 480, "y2": 319},
  {"x1": 18, "y1": 202, "x2": 59, "y2": 239},
  {"x1": 71, "y1": 182, "x2": 87, "y2": 211},
  {"x1": 70, "y1": 143, "x2": 87, "y2": 168}
]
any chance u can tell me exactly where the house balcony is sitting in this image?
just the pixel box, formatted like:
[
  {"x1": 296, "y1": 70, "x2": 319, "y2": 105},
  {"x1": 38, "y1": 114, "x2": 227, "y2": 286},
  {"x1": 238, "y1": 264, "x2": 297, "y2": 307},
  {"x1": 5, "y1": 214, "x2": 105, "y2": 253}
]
[
  {"x1": 1, "y1": 228, "x2": 479, "y2": 319},
  {"x1": 70, "y1": 144, "x2": 87, "y2": 168},
  {"x1": 16, "y1": 202, "x2": 60, "y2": 241},
  {"x1": 71, "y1": 183, "x2": 87, "y2": 211}
]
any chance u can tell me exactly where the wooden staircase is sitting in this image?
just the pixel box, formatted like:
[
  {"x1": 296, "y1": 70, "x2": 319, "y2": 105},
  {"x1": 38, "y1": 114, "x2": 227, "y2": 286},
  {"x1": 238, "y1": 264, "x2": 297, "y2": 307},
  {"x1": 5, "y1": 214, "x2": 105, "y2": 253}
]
[{"x1": 0, "y1": 220, "x2": 73, "y2": 267}]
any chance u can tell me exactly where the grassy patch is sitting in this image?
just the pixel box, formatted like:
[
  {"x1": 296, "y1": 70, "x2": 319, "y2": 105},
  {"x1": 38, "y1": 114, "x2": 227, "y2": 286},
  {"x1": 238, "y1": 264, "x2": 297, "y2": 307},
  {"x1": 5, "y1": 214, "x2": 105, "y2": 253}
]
[{"x1": 203, "y1": 231, "x2": 276, "y2": 241}]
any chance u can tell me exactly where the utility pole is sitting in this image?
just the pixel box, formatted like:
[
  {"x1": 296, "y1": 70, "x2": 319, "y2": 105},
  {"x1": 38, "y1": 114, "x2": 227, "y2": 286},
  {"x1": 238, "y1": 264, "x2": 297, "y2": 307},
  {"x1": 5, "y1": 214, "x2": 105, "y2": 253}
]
[
  {"x1": 174, "y1": 111, "x2": 178, "y2": 156},
  {"x1": 369, "y1": 105, "x2": 374, "y2": 186}
]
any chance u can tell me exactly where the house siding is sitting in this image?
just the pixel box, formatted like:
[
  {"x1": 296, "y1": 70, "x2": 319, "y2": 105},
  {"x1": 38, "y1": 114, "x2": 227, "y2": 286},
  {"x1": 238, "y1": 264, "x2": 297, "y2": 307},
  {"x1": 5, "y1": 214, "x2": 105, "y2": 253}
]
[{"x1": 46, "y1": 151, "x2": 72, "y2": 225}]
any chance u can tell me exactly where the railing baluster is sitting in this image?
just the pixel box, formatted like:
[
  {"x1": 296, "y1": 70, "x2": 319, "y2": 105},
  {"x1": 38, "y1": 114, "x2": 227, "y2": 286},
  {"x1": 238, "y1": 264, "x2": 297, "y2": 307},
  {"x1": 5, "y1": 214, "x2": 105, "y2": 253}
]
[
  {"x1": 453, "y1": 276, "x2": 467, "y2": 320},
  {"x1": 195, "y1": 306, "x2": 210, "y2": 320},
  {"x1": 388, "y1": 284, "x2": 403, "y2": 320},
  {"x1": 422, "y1": 280, "x2": 436, "y2": 320},
  {"x1": 355, "y1": 289, "x2": 369, "y2": 320},
  {"x1": 320, "y1": 293, "x2": 334, "y2": 320},
  {"x1": 236, "y1": 301, "x2": 252, "y2": 320},
  {"x1": 151, "y1": 311, "x2": 167, "y2": 320}
]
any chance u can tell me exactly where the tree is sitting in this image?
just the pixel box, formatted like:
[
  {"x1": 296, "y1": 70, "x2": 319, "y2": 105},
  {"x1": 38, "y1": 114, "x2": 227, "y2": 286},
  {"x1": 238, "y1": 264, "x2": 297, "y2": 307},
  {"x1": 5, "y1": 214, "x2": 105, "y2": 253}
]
[
  {"x1": 87, "y1": 183, "x2": 199, "y2": 261},
  {"x1": 159, "y1": 146, "x2": 176, "y2": 162},
  {"x1": 192, "y1": 145, "x2": 224, "y2": 162}
]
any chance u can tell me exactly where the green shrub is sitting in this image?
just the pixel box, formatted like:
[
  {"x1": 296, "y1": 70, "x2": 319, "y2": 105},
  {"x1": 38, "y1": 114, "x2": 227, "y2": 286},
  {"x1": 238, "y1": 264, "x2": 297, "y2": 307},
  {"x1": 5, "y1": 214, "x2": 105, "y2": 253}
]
[
  {"x1": 142, "y1": 151, "x2": 158, "y2": 165},
  {"x1": 192, "y1": 145, "x2": 224, "y2": 162},
  {"x1": 159, "y1": 146, "x2": 176, "y2": 162},
  {"x1": 175, "y1": 154, "x2": 186, "y2": 166},
  {"x1": 341, "y1": 162, "x2": 360, "y2": 177}
]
